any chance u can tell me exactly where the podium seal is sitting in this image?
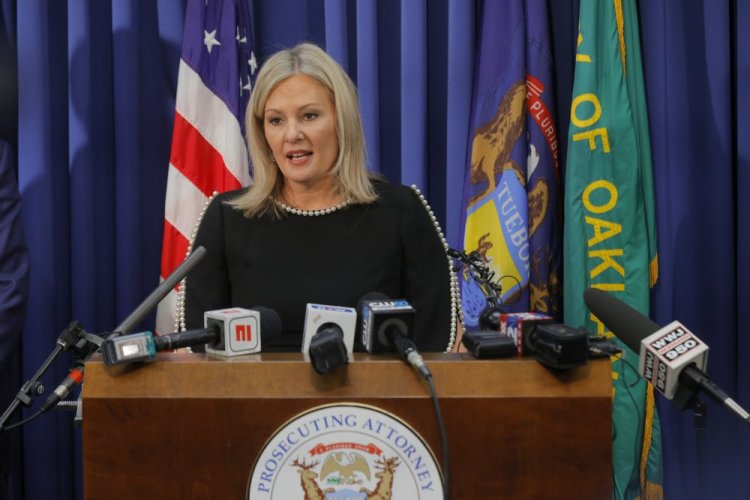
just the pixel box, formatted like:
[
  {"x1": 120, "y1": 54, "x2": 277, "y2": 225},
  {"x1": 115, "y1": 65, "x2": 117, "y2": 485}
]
[{"x1": 247, "y1": 403, "x2": 444, "y2": 499}]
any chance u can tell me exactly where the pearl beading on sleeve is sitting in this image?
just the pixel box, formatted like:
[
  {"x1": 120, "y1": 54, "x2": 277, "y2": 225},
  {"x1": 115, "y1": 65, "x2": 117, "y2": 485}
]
[
  {"x1": 410, "y1": 185, "x2": 465, "y2": 352},
  {"x1": 175, "y1": 191, "x2": 219, "y2": 333}
]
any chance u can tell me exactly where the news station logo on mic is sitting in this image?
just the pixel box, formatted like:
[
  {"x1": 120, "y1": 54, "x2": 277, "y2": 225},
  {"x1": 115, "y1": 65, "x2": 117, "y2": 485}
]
[
  {"x1": 640, "y1": 320, "x2": 708, "y2": 398},
  {"x1": 235, "y1": 323, "x2": 253, "y2": 343},
  {"x1": 361, "y1": 299, "x2": 415, "y2": 354},
  {"x1": 301, "y1": 304, "x2": 357, "y2": 354},
  {"x1": 205, "y1": 308, "x2": 261, "y2": 356},
  {"x1": 248, "y1": 404, "x2": 444, "y2": 499},
  {"x1": 499, "y1": 312, "x2": 553, "y2": 355}
]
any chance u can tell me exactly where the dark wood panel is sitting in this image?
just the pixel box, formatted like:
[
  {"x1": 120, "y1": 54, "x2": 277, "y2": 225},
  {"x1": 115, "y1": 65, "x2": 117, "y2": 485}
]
[{"x1": 82, "y1": 354, "x2": 612, "y2": 499}]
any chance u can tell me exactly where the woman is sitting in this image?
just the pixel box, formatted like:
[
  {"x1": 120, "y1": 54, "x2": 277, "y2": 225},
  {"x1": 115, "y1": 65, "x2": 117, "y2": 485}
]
[{"x1": 183, "y1": 43, "x2": 457, "y2": 352}]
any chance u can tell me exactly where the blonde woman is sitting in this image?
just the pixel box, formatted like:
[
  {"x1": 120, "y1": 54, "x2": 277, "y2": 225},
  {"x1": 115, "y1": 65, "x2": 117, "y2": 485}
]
[{"x1": 185, "y1": 43, "x2": 455, "y2": 352}]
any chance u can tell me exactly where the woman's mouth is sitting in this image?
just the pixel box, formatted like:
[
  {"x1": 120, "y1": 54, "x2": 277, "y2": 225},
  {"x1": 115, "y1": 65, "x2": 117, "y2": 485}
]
[{"x1": 287, "y1": 151, "x2": 313, "y2": 164}]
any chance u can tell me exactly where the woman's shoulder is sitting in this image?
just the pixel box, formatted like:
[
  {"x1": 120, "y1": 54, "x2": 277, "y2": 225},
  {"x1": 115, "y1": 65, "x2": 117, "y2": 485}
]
[
  {"x1": 371, "y1": 178, "x2": 420, "y2": 206},
  {"x1": 197, "y1": 187, "x2": 252, "y2": 229},
  {"x1": 214, "y1": 186, "x2": 250, "y2": 204},
  {"x1": 204, "y1": 187, "x2": 251, "y2": 215}
]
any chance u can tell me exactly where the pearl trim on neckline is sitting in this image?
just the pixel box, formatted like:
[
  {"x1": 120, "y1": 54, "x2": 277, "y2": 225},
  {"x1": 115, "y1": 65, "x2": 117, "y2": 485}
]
[{"x1": 276, "y1": 199, "x2": 350, "y2": 216}]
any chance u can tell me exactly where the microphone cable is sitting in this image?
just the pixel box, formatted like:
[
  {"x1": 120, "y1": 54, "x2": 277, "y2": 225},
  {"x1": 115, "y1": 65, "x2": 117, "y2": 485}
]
[
  {"x1": 1, "y1": 409, "x2": 43, "y2": 432},
  {"x1": 406, "y1": 357, "x2": 449, "y2": 499},
  {"x1": 423, "y1": 370, "x2": 450, "y2": 500},
  {"x1": 0, "y1": 395, "x2": 78, "y2": 431}
]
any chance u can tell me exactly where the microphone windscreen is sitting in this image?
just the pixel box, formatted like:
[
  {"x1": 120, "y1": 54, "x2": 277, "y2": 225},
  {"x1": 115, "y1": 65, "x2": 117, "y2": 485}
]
[
  {"x1": 583, "y1": 288, "x2": 660, "y2": 352},
  {"x1": 252, "y1": 306, "x2": 282, "y2": 341}
]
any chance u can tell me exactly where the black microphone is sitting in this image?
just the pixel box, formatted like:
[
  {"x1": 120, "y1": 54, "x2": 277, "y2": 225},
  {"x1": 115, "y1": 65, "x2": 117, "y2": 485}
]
[
  {"x1": 359, "y1": 293, "x2": 430, "y2": 379},
  {"x1": 307, "y1": 323, "x2": 349, "y2": 374},
  {"x1": 113, "y1": 246, "x2": 207, "y2": 335},
  {"x1": 499, "y1": 313, "x2": 589, "y2": 370},
  {"x1": 584, "y1": 288, "x2": 750, "y2": 424},
  {"x1": 43, "y1": 247, "x2": 207, "y2": 410},
  {"x1": 40, "y1": 364, "x2": 84, "y2": 412},
  {"x1": 528, "y1": 323, "x2": 590, "y2": 370}
]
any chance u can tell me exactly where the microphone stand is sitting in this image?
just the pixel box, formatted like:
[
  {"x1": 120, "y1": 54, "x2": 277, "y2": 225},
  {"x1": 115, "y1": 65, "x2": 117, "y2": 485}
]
[
  {"x1": 684, "y1": 395, "x2": 707, "y2": 499},
  {"x1": 1, "y1": 246, "x2": 208, "y2": 431},
  {"x1": 0, "y1": 322, "x2": 102, "y2": 431},
  {"x1": 448, "y1": 247, "x2": 508, "y2": 330}
]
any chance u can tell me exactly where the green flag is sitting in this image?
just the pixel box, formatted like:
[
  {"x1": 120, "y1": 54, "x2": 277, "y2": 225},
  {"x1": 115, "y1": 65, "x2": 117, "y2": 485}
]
[{"x1": 563, "y1": 0, "x2": 662, "y2": 498}]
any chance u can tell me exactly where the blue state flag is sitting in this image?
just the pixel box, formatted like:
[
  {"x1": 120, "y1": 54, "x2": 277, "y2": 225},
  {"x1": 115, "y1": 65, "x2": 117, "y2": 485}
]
[{"x1": 459, "y1": 0, "x2": 561, "y2": 328}]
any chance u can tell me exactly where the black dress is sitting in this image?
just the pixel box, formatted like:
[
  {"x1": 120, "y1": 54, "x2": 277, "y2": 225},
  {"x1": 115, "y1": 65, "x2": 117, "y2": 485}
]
[{"x1": 184, "y1": 179, "x2": 453, "y2": 352}]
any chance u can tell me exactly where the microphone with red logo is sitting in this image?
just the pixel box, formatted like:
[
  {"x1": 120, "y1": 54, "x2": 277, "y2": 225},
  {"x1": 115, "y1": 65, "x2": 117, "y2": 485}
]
[
  {"x1": 204, "y1": 306, "x2": 281, "y2": 356},
  {"x1": 101, "y1": 306, "x2": 281, "y2": 366},
  {"x1": 584, "y1": 288, "x2": 750, "y2": 424}
]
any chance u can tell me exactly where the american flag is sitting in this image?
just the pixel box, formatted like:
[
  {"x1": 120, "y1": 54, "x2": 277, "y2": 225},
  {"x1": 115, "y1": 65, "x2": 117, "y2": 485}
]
[{"x1": 156, "y1": 0, "x2": 257, "y2": 334}]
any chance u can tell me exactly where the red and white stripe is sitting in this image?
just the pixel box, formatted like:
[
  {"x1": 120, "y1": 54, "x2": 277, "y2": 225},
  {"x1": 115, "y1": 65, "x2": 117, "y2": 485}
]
[{"x1": 156, "y1": 60, "x2": 251, "y2": 334}]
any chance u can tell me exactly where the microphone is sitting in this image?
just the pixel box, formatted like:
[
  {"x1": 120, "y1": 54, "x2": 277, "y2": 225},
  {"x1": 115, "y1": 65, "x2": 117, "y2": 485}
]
[
  {"x1": 205, "y1": 306, "x2": 281, "y2": 357},
  {"x1": 100, "y1": 307, "x2": 282, "y2": 365},
  {"x1": 43, "y1": 246, "x2": 208, "y2": 412},
  {"x1": 584, "y1": 288, "x2": 750, "y2": 423},
  {"x1": 301, "y1": 304, "x2": 356, "y2": 374},
  {"x1": 101, "y1": 328, "x2": 215, "y2": 366},
  {"x1": 40, "y1": 364, "x2": 84, "y2": 412},
  {"x1": 499, "y1": 313, "x2": 590, "y2": 370},
  {"x1": 499, "y1": 312, "x2": 554, "y2": 355},
  {"x1": 113, "y1": 246, "x2": 207, "y2": 335},
  {"x1": 359, "y1": 293, "x2": 430, "y2": 379}
]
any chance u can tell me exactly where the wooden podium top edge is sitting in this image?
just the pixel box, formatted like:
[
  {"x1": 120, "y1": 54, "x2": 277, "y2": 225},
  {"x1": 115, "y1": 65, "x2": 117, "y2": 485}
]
[{"x1": 83, "y1": 353, "x2": 612, "y2": 400}]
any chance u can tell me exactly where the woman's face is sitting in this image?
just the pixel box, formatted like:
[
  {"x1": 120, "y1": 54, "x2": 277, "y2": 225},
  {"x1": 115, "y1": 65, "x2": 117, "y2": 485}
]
[{"x1": 263, "y1": 74, "x2": 339, "y2": 193}]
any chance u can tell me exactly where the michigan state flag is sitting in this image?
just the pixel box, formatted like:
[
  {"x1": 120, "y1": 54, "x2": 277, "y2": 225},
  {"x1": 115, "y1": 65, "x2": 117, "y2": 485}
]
[
  {"x1": 563, "y1": 0, "x2": 663, "y2": 498},
  {"x1": 459, "y1": 0, "x2": 561, "y2": 328}
]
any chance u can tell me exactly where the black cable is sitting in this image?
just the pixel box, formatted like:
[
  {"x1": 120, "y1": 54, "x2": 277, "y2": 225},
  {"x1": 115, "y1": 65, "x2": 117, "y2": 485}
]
[
  {"x1": 1, "y1": 409, "x2": 43, "y2": 432},
  {"x1": 425, "y1": 373, "x2": 449, "y2": 500},
  {"x1": 448, "y1": 247, "x2": 523, "y2": 314}
]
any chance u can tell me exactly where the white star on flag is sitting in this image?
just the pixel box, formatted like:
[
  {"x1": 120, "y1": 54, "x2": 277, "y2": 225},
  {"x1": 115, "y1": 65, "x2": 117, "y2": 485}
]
[
  {"x1": 241, "y1": 77, "x2": 252, "y2": 94},
  {"x1": 236, "y1": 26, "x2": 247, "y2": 44},
  {"x1": 204, "y1": 29, "x2": 221, "y2": 53},
  {"x1": 158, "y1": 0, "x2": 257, "y2": 336},
  {"x1": 249, "y1": 51, "x2": 258, "y2": 74}
]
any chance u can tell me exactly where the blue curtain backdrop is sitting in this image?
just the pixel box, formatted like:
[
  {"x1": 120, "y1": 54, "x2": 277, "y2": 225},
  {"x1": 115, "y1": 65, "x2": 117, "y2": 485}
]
[
  {"x1": 640, "y1": 1, "x2": 750, "y2": 498},
  {"x1": 1, "y1": 0, "x2": 748, "y2": 499}
]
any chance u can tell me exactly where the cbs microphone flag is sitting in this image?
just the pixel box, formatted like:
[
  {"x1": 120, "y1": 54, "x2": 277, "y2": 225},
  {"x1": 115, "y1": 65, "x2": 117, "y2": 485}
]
[
  {"x1": 156, "y1": 0, "x2": 256, "y2": 334},
  {"x1": 563, "y1": 0, "x2": 663, "y2": 498}
]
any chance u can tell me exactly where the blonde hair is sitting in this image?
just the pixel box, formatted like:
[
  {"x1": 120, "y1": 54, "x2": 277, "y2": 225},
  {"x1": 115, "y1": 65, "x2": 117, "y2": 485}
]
[{"x1": 230, "y1": 42, "x2": 377, "y2": 217}]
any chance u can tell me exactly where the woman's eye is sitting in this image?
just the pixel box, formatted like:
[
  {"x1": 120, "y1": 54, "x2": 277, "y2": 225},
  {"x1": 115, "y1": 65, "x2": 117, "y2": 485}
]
[
  {"x1": 268, "y1": 117, "x2": 282, "y2": 126},
  {"x1": 303, "y1": 112, "x2": 318, "y2": 120}
]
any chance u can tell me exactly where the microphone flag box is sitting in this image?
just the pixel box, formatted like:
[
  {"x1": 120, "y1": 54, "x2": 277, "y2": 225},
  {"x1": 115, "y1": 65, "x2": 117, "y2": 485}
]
[
  {"x1": 204, "y1": 308, "x2": 261, "y2": 357},
  {"x1": 639, "y1": 320, "x2": 709, "y2": 398},
  {"x1": 302, "y1": 304, "x2": 357, "y2": 354},
  {"x1": 499, "y1": 312, "x2": 554, "y2": 356},
  {"x1": 361, "y1": 299, "x2": 415, "y2": 354}
]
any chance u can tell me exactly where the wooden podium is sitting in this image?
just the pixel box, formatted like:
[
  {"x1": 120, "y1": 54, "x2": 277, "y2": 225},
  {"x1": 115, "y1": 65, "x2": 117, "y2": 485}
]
[{"x1": 82, "y1": 353, "x2": 612, "y2": 499}]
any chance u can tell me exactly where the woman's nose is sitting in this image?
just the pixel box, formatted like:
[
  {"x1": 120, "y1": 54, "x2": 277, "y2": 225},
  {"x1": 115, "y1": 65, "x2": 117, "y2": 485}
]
[{"x1": 284, "y1": 120, "x2": 302, "y2": 142}]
